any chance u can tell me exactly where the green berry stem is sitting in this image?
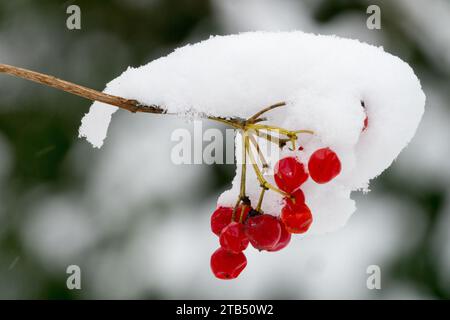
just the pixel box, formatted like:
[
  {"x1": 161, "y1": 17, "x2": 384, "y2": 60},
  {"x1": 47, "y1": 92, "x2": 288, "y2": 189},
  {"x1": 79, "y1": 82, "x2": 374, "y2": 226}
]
[
  {"x1": 255, "y1": 187, "x2": 267, "y2": 213},
  {"x1": 232, "y1": 131, "x2": 249, "y2": 221},
  {"x1": 245, "y1": 139, "x2": 289, "y2": 197},
  {"x1": 248, "y1": 133, "x2": 269, "y2": 170}
]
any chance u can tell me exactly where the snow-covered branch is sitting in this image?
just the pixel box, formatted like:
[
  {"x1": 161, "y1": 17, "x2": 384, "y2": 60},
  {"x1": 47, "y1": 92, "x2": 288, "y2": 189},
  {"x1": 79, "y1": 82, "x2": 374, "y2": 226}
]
[{"x1": 0, "y1": 63, "x2": 166, "y2": 115}]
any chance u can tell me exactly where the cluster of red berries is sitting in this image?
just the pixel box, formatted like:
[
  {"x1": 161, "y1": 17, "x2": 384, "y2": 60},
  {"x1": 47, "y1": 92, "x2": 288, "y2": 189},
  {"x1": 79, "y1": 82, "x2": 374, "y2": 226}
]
[
  {"x1": 210, "y1": 147, "x2": 341, "y2": 279},
  {"x1": 210, "y1": 206, "x2": 288, "y2": 279},
  {"x1": 362, "y1": 101, "x2": 369, "y2": 132}
]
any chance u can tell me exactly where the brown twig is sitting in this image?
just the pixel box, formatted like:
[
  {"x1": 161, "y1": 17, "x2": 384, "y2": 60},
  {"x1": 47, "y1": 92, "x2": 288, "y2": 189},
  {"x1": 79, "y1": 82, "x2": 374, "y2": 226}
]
[
  {"x1": 0, "y1": 63, "x2": 256, "y2": 129},
  {"x1": 0, "y1": 63, "x2": 166, "y2": 114},
  {"x1": 252, "y1": 129, "x2": 289, "y2": 148},
  {"x1": 248, "y1": 133, "x2": 269, "y2": 169},
  {"x1": 0, "y1": 64, "x2": 316, "y2": 214}
]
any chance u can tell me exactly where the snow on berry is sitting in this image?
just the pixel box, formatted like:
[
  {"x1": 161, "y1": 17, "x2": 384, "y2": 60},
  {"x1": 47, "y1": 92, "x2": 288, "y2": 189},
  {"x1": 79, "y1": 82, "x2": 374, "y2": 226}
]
[{"x1": 79, "y1": 31, "x2": 425, "y2": 237}]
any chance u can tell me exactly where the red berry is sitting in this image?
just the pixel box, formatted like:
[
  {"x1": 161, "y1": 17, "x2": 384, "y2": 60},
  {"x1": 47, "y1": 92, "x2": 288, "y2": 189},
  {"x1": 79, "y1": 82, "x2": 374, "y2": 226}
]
[
  {"x1": 274, "y1": 156, "x2": 308, "y2": 193},
  {"x1": 245, "y1": 214, "x2": 281, "y2": 251},
  {"x1": 220, "y1": 222, "x2": 249, "y2": 253},
  {"x1": 281, "y1": 202, "x2": 313, "y2": 234},
  {"x1": 268, "y1": 219, "x2": 291, "y2": 252},
  {"x1": 363, "y1": 116, "x2": 369, "y2": 131},
  {"x1": 361, "y1": 101, "x2": 369, "y2": 132},
  {"x1": 308, "y1": 148, "x2": 341, "y2": 184},
  {"x1": 210, "y1": 247, "x2": 247, "y2": 280},
  {"x1": 211, "y1": 206, "x2": 250, "y2": 236},
  {"x1": 284, "y1": 189, "x2": 305, "y2": 208},
  {"x1": 235, "y1": 205, "x2": 251, "y2": 223},
  {"x1": 211, "y1": 207, "x2": 232, "y2": 236}
]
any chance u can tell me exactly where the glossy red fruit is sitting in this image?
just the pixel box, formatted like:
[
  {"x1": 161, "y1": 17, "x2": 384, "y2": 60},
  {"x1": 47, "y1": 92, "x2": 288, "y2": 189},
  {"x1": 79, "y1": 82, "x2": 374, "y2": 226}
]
[
  {"x1": 210, "y1": 247, "x2": 247, "y2": 280},
  {"x1": 220, "y1": 222, "x2": 249, "y2": 253},
  {"x1": 363, "y1": 116, "x2": 369, "y2": 131},
  {"x1": 274, "y1": 156, "x2": 308, "y2": 193},
  {"x1": 281, "y1": 202, "x2": 313, "y2": 234},
  {"x1": 308, "y1": 148, "x2": 341, "y2": 184},
  {"x1": 245, "y1": 214, "x2": 281, "y2": 251},
  {"x1": 268, "y1": 219, "x2": 291, "y2": 252},
  {"x1": 211, "y1": 206, "x2": 250, "y2": 236},
  {"x1": 235, "y1": 205, "x2": 251, "y2": 223},
  {"x1": 362, "y1": 100, "x2": 369, "y2": 132},
  {"x1": 284, "y1": 189, "x2": 305, "y2": 208},
  {"x1": 211, "y1": 207, "x2": 233, "y2": 236}
]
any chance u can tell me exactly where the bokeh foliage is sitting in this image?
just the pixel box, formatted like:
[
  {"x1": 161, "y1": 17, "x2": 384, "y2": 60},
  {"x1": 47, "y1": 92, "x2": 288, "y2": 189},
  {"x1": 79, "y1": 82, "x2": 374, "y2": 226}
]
[{"x1": 0, "y1": 0, "x2": 448, "y2": 299}]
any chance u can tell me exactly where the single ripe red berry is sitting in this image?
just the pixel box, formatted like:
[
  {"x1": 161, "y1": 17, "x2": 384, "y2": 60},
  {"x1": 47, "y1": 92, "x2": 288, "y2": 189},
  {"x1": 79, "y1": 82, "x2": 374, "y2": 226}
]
[
  {"x1": 281, "y1": 202, "x2": 313, "y2": 234},
  {"x1": 274, "y1": 156, "x2": 308, "y2": 193},
  {"x1": 361, "y1": 101, "x2": 369, "y2": 132},
  {"x1": 274, "y1": 157, "x2": 308, "y2": 192},
  {"x1": 210, "y1": 247, "x2": 247, "y2": 280},
  {"x1": 284, "y1": 189, "x2": 305, "y2": 208},
  {"x1": 268, "y1": 219, "x2": 291, "y2": 252},
  {"x1": 363, "y1": 115, "x2": 369, "y2": 131},
  {"x1": 308, "y1": 148, "x2": 341, "y2": 184},
  {"x1": 245, "y1": 214, "x2": 281, "y2": 251},
  {"x1": 211, "y1": 207, "x2": 233, "y2": 236},
  {"x1": 211, "y1": 206, "x2": 250, "y2": 236},
  {"x1": 220, "y1": 222, "x2": 249, "y2": 253}
]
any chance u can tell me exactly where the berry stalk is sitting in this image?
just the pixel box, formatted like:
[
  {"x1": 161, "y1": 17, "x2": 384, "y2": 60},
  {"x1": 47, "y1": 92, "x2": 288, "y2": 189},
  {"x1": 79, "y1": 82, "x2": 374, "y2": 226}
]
[
  {"x1": 245, "y1": 137, "x2": 289, "y2": 197},
  {"x1": 255, "y1": 187, "x2": 267, "y2": 212}
]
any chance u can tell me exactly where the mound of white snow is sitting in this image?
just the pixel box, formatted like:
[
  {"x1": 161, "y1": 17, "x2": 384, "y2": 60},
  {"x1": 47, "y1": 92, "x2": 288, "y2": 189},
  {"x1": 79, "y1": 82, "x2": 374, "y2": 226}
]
[{"x1": 79, "y1": 31, "x2": 425, "y2": 234}]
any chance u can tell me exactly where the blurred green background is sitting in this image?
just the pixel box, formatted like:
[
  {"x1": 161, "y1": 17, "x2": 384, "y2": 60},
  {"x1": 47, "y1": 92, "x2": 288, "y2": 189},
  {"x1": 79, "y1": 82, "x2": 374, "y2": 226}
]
[{"x1": 0, "y1": 0, "x2": 449, "y2": 299}]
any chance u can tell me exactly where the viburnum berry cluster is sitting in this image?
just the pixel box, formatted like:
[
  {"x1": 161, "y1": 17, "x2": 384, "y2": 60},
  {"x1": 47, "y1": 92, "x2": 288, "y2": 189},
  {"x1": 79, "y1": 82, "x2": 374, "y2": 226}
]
[
  {"x1": 0, "y1": 33, "x2": 425, "y2": 283},
  {"x1": 209, "y1": 103, "x2": 342, "y2": 280}
]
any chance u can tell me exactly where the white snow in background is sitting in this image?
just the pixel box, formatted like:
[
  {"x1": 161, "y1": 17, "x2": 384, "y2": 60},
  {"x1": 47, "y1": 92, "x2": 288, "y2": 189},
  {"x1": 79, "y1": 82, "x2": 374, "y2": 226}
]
[
  {"x1": 395, "y1": 0, "x2": 450, "y2": 73},
  {"x1": 79, "y1": 31, "x2": 424, "y2": 234},
  {"x1": 0, "y1": 10, "x2": 69, "y2": 106},
  {"x1": 83, "y1": 113, "x2": 207, "y2": 221},
  {"x1": 213, "y1": 0, "x2": 384, "y2": 46},
  {"x1": 213, "y1": 0, "x2": 313, "y2": 33},
  {"x1": 83, "y1": 194, "x2": 426, "y2": 299},
  {"x1": 22, "y1": 196, "x2": 97, "y2": 270},
  {"x1": 0, "y1": 0, "x2": 443, "y2": 300},
  {"x1": 391, "y1": 84, "x2": 450, "y2": 187}
]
